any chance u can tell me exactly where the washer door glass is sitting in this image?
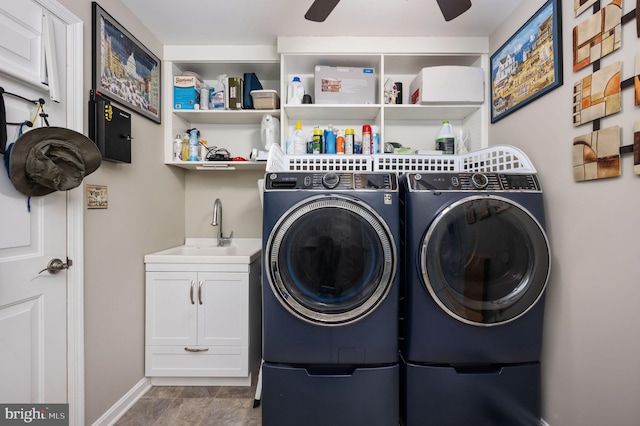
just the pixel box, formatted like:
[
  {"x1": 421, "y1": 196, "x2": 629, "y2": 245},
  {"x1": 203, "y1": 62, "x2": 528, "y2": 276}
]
[
  {"x1": 421, "y1": 196, "x2": 550, "y2": 326},
  {"x1": 267, "y1": 195, "x2": 396, "y2": 325}
]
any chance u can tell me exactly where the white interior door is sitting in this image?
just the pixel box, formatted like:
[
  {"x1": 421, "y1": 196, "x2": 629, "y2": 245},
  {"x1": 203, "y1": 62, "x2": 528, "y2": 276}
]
[{"x1": 0, "y1": 0, "x2": 69, "y2": 403}]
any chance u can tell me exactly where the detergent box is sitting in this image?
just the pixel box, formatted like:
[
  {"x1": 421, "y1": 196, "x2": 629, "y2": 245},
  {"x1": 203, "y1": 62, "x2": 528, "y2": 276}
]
[{"x1": 173, "y1": 75, "x2": 202, "y2": 109}]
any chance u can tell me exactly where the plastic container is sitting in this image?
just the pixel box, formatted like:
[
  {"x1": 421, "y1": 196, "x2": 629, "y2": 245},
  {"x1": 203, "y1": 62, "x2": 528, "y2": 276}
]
[
  {"x1": 345, "y1": 128, "x2": 355, "y2": 154},
  {"x1": 312, "y1": 127, "x2": 323, "y2": 154},
  {"x1": 173, "y1": 134, "x2": 183, "y2": 161},
  {"x1": 291, "y1": 120, "x2": 307, "y2": 155},
  {"x1": 371, "y1": 125, "x2": 381, "y2": 154},
  {"x1": 362, "y1": 124, "x2": 372, "y2": 155},
  {"x1": 189, "y1": 128, "x2": 199, "y2": 161},
  {"x1": 261, "y1": 114, "x2": 280, "y2": 150},
  {"x1": 336, "y1": 130, "x2": 345, "y2": 154},
  {"x1": 287, "y1": 76, "x2": 305, "y2": 105},
  {"x1": 200, "y1": 139, "x2": 208, "y2": 160},
  {"x1": 324, "y1": 128, "x2": 336, "y2": 154},
  {"x1": 251, "y1": 90, "x2": 280, "y2": 109},
  {"x1": 181, "y1": 134, "x2": 189, "y2": 161},
  {"x1": 200, "y1": 84, "x2": 210, "y2": 109},
  {"x1": 435, "y1": 121, "x2": 455, "y2": 154}
]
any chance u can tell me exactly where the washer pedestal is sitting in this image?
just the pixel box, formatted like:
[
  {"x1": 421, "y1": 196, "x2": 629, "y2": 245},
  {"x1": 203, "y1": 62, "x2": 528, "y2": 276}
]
[
  {"x1": 401, "y1": 358, "x2": 541, "y2": 426},
  {"x1": 263, "y1": 362, "x2": 399, "y2": 426}
]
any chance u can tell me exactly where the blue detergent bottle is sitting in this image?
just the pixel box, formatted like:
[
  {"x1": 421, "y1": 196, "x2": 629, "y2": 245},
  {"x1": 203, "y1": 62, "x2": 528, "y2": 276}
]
[{"x1": 189, "y1": 128, "x2": 200, "y2": 161}]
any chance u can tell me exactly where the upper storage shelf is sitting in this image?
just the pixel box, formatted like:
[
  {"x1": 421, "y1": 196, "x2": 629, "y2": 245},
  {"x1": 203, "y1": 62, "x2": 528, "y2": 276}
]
[{"x1": 173, "y1": 109, "x2": 280, "y2": 125}]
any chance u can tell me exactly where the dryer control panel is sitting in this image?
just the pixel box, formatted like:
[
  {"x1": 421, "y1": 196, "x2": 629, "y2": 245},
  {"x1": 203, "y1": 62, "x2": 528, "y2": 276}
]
[
  {"x1": 265, "y1": 172, "x2": 398, "y2": 191},
  {"x1": 408, "y1": 172, "x2": 540, "y2": 192}
]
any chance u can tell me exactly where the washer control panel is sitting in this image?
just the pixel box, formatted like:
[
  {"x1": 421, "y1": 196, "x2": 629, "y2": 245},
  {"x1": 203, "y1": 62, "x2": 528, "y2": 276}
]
[
  {"x1": 409, "y1": 172, "x2": 540, "y2": 191},
  {"x1": 266, "y1": 172, "x2": 398, "y2": 191}
]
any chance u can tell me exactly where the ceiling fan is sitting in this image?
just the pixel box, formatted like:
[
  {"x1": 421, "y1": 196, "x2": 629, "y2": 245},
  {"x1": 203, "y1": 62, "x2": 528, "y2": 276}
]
[{"x1": 304, "y1": 0, "x2": 472, "y2": 23}]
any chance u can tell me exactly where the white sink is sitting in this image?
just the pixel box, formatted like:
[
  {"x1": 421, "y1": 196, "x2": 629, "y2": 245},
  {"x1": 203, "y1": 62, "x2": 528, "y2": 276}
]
[{"x1": 144, "y1": 238, "x2": 262, "y2": 264}]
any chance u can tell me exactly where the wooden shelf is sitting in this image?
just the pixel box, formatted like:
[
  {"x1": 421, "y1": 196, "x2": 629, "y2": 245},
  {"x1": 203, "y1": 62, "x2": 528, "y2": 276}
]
[
  {"x1": 282, "y1": 104, "x2": 381, "y2": 121},
  {"x1": 173, "y1": 109, "x2": 280, "y2": 125},
  {"x1": 383, "y1": 104, "x2": 482, "y2": 121},
  {"x1": 166, "y1": 161, "x2": 267, "y2": 171}
]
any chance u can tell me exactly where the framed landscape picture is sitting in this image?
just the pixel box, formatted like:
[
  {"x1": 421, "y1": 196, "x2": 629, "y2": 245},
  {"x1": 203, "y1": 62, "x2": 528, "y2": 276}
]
[
  {"x1": 490, "y1": 0, "x2": 563, "y2": 123},
  {"x1": 92, "y1": 2, "x2": 161, "y2": 123}
]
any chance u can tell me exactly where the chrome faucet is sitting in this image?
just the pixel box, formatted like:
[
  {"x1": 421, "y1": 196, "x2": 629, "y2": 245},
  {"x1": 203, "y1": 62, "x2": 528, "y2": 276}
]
[{"x1": 211, "y1": 198, "x2": 233, "y2": 246}]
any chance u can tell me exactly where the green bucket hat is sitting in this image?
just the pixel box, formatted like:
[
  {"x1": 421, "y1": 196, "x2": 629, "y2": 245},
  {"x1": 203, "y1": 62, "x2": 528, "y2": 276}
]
[{"x1": 8, "y1": 127, "x2": 102, "y2": 196}]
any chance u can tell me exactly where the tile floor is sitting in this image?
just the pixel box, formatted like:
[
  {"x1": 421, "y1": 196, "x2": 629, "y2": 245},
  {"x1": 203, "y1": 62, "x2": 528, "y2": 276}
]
[{"x1": 114, "y1": 373, "x2": 261, "y2": 425}]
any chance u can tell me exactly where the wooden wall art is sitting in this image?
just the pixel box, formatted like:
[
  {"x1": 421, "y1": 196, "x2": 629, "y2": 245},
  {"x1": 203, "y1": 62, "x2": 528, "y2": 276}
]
[
  {"x1": 636, "y1": 51, "x2": 640, "y2": 105},
  {"x1": 634, "y1": 120, "x2": 640, "y2": 173},
  {"x1": 572, "y1": 0, "x2": 640, "y2": 182},
  {"x1": 573, "y1": 125, "x2": 621, "y2": 181},
  {"x1": 573, "y1": 60, "x2": 621, "y2": 126},
  {"x1": 575, "y1": 0, "x2": 600, "y2": 16},
  {"x1": 572, "y1": 0, "x2": 622, "y2": 72}
]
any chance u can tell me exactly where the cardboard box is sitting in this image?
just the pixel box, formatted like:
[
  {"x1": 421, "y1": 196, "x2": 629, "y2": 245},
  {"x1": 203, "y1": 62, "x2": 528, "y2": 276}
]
[
  {"x1": 409, "y1": 66, "x2": 484, "y2": 105},
  {"x1": 314, "y1": 65, "x2": 376, "y2": 105},
  {"x1": 173, "y1": 75, "x2": 202, "y2": 109}
]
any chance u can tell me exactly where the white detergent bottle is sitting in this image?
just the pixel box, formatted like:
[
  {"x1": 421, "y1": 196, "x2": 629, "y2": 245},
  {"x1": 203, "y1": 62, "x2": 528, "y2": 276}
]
[
  {"x1": 290, "y1": 120, "x2": 307, "y2": 154},
  {"x1": 261, "y1": 114, "x2": 280, "y2": 151},
  {"x1": 287, "y1": 76, "x2": 304, "y2": 105},
  {"x1": 435, "y1": 120, "x2": 455, "y2": 154}
]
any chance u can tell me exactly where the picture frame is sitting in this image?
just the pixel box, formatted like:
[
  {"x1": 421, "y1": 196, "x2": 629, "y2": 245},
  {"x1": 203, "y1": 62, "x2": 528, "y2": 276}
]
[
  {"x1": 92, "y1": 2, "x2": 161, "y2": 124},
  {"x1": 490, "y1": 0, "x2": 563, "y2": 123}
]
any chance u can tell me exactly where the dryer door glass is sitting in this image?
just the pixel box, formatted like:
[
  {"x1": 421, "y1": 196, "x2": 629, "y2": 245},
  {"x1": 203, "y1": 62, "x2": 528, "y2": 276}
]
[
  {"x1": 267, "y1": 195, "x2": 396, "y2": 325},
  {"x1": 421, "y1": 196, "x2": 550, "y2": 326}
]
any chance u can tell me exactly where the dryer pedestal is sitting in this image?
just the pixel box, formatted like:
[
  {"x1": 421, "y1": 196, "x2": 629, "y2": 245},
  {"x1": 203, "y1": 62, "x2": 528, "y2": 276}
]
[
  {"x1": 263, "y1": 362, "x2": 399, "y2": 426},
  {"x1": 401, "y1": 358, "x2": 541, "y2": 426}
]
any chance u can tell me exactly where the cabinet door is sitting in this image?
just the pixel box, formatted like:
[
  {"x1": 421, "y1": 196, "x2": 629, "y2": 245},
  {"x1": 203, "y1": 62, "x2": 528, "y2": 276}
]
[
  {"x1": 197, "y1": 272, "x2": 248, "y2": 347},
  {"x1": 146, "y1": 271, "x2": 198, "y2": 346}
]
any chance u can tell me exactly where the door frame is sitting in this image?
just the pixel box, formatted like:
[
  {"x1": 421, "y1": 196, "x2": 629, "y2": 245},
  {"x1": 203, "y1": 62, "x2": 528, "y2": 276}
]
[{"x1": 38, "y1": 0, "x2": 85, "y2": 424}]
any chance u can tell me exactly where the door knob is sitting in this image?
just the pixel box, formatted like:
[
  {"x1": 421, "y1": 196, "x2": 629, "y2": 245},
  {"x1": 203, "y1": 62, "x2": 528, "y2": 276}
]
[{"x1": 38, "y1": 258, "x2": 70, "y2": 274}]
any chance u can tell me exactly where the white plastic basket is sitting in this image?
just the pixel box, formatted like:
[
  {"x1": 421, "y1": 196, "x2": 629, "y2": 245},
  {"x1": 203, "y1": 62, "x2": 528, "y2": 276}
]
[
  {"x1": 265, "y1": 144, "x2": 288, "y2": 172},
  {"x1": 267, "y1": 144, "x2": 535, "y2": 174},
  {"x1": 373, "y1": 145, "x2": 535, "y2": 173},
  {"x1": 266, "y1": 145, "x2": 371, "y2": 172},
  {"x1": 458, "y1": 145, "x2": 535, "y2": 173},
  {"x1": 286, "y1": 155, "x2": 371, "y2": 171},
  {"x1": 372, "y1": 153, "x2": 457, "y2": 173}
]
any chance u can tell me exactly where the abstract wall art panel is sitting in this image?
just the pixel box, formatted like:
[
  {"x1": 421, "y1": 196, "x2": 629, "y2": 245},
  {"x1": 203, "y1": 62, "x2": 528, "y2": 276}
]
[
  {"x1": 572, "y1": 0, "x2": 622, "y2": 72},
  {"x1": 573, "y1": 61, "x2": 621, "y2": 126},
  {"x1": 635, "y1": 51, "x2": 640, "y2": 106},
  {"x1": 574, "y1": 0, "x2": 599, "y2": 17},
  {"x1": 573, "y1": 125, "x2": 621, "y2": 181}
]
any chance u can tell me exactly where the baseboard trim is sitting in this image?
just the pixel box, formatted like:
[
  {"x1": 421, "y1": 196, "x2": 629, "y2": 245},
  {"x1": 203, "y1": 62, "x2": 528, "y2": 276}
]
[{"x1": 91, "y1": 377, "x2": 152, "y2": 426}]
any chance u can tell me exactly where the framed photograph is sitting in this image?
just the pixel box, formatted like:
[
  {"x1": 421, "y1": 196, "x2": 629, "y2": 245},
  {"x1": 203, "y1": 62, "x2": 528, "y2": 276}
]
[
  {"x1": 490, "y1": 0, "x2": 563, "y2": 123},
  {"x1": 92, "y1": 2, "x2": 161, "y2": 123}
]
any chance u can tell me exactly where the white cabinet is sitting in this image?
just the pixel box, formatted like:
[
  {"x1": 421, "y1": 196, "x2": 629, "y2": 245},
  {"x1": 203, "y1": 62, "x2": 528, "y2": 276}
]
[
  {"x1": 145, "y1": 261, "x2": 261, "y2": 386},
  {"x1": 161, "y1": 38, "x2": 491, "y2": 170},
  {"x1": 277, "y1": 37, "x2": 490, "y2": 154},
  {"x1": 162, "y1": 45, "x2": 281, "y2": 170}
]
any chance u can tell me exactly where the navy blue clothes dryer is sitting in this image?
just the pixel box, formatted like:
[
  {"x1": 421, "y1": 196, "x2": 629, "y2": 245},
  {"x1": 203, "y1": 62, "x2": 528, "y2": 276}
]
[
  {"x1": 399, "y1": 171, "x2": 550, "y2": 426},
  {"x1": 400, "y1": 172, "x2": 551, "y2": 365},
  {"x1": 261, "y1": 171, "x2": 401, "y2": 365}
]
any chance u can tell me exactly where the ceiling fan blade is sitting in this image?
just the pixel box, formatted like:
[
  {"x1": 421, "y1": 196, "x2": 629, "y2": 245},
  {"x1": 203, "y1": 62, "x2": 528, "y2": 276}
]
[
  {"x1": 436, "y1": 0, "x2": 472, "y2": 21},
  {"x1": 305, "y1": 0, "x2": 341, "y2": 22}
]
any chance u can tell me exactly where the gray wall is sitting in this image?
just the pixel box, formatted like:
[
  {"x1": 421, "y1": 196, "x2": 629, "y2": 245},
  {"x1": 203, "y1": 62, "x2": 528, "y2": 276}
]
[
  {"x1": 53, "y1": 0, "x2": 640, "y2": 423},
  {"x1": 490, "y1": 1, "x2": 640, "y2": 424},
  {"x1": 56, "y1": 1, "x2": 185, "y2": 424}
]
